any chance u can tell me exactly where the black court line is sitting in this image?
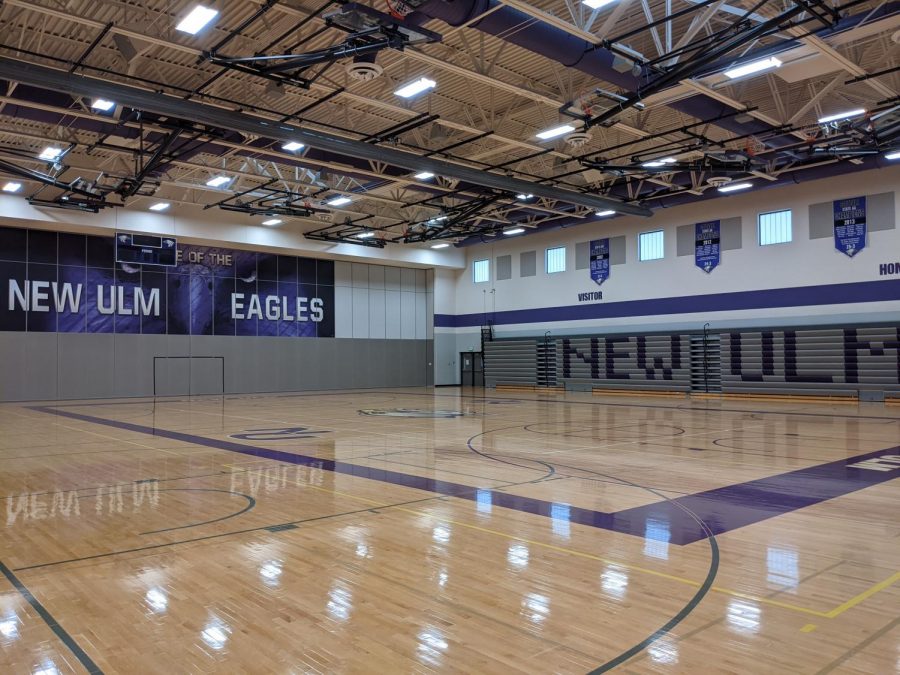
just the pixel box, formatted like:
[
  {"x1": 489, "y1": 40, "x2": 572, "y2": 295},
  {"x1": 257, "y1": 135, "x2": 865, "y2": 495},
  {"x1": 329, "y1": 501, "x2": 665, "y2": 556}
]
[
  {"x1": 0, "y1": 560, "x2": 104, "y2": 674},
  {"x1": 139, "y1": 488, "x2": 256, "y2": 535}
]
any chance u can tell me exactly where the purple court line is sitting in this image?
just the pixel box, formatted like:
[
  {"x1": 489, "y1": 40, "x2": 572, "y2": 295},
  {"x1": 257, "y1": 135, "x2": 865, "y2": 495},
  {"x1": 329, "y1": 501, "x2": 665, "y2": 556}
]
[{"x1": 28, "y1": 405, "x2": 900, "y2": 545}]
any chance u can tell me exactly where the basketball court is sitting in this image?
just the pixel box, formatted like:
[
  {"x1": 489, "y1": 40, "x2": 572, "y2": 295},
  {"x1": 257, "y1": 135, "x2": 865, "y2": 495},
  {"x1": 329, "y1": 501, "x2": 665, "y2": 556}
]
[{"x1": 0, "y1": 390, "x2": 897, "y2": 673}]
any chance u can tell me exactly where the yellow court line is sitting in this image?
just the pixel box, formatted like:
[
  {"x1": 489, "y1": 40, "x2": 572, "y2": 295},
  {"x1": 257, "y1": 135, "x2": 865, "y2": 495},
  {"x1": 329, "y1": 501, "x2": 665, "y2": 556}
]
[
  {"x1": 801, "y1": 623, "x2": 818, "y2": 633},
  {"x1": 54, "y1": 421, "x2": 182, "y2": 455},
  {"x1": 824, "y1": 571, "x2": 900, "y2": 619}
]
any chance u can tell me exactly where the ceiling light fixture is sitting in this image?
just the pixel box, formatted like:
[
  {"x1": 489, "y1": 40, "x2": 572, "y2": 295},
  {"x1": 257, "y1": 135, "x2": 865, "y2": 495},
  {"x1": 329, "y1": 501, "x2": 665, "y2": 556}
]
[
  {"x1": 357, "y1": 231, "x2": 376, "y2": 238},
  {"x1": 39, "y1": 147, "x2": 63, "y2": 161},
  {"x1": 818, "y1": 109, "x2": 866, "y2": 124},
  {"x1": 91, "y1": 98, "x2": 116, "y2": 111},
  {"x1": 149, "y1": 202, "x2": 170, "y2": 211},
  {"x1": 176, "y1": 5, "x2": 219, "y2": 35},
  {"x1": 206, "y1": 176, "x2": 231, "y2": 187},
  {"x1": 582, "y1": 0, "x2": 617, "y2": 8},
  {"x1": 414, "y1": 171, "x2": 435, "y2": 180},
  {"x1": 262, "y1": 218, "x2": 282, "y2": 226},
  {"x1": 642, "y1": 157, "x2": 676, "y2": 168},
  {"x1": 516, "y1": 193, "x2": 534, "y2": 200},
  {"x1": 2, "y1": 182, "x2": 22, "y2": 193},
  {"x1": 596, "y1": 210, "x2": 616, "y2": 217},
  {"x1": 394, "y1": 77, "x2": 436, "y2": 98},
  {"x1": 327, "y1": 196, "x2": 351, "y2": 206},
  {"x1": 883, "y1": 150, "x2": 900, "y2": 160},
  {"x1": 536, "y1": 124, "x2": 576, "y2": 140},
  {"x1": 723, "y1": 56, "x2": 782, "y2": 80},
  {"x1": 431, "y1": 243, "x2": 450, "y2": 249},
  {"x1": 503, "y1": 227, "x2": 525, "y2": 235},
  {"x1": 717, "y1": 182, "x2": 753, "y2": 193},
  {"x1": 282, "y1": 141, "x2": 305, "y2": 152}
]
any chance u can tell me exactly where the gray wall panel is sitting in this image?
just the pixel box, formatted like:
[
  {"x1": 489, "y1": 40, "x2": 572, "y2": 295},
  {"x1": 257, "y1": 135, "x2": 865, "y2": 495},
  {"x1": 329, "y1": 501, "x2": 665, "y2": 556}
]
[
  {"x1": 385, "y1": 266, "x2": 401, "y2": 291},
  {"x1": 369, "y1": 289, "x2": 386, "y2": 339},
  {"x1": 610, "y1": 236, "x2": 626, "y2": 265},
  {"x1": 58, "y1": 333, "x2": 116, "y2": 399},
  {"x1": 809, "y1": 201, "x2": 832, "y2": 239},
  {"x1": 0, "y1": 333, "x2": 32, "y2": 401},
  {"x1": 334, "y1": 285, "x2": 353, "y2": 338},
  {"x1": 496, "y1": 254, "x2": 512, "y2": 280},
  {"x1": 415, "y1": 292, "x2": 427, "y2": 340},
  {"x1": 869, "y1": 191, "x2": 896, "y2": 232},
  {"x1": 721, "y1": 217, "x2": 742, "y2": 250},
  {"x1": 415, "y1": 269, "x2": 427, "y2": 292},
  {"x1": 352, "y1": 288, "x2": 370, "y2": 338},
  {"x1": 676, "y1": 225, "x2": 693, "y2": 257},
  {"x1": 401, "y1": 267, "x2": 416, "y2": 292},
  {"x1": 575, "y1": 241, "x2": 589, "y2": 270},
  {"x1": 401, "y1": 290, "x2": 416, "y2": 339},
  {"x1": 520, "y1": 250, "x2": 536, "y2": 277},
  {"x1": 352, "y1": 263, "x2": 369, "y2": 288},
  {"x1": 385, "y1": 291, "x2": 402, "y2": 338},
  {"x1": 369, "y1": 265, "x2": 385, "y2": 289}
]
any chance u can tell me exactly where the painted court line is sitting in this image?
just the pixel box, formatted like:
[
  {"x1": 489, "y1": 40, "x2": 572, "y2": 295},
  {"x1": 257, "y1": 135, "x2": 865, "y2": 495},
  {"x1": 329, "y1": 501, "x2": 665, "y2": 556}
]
[{"x1": 29, "y1": 405, "x2": 900, "y2": 546}]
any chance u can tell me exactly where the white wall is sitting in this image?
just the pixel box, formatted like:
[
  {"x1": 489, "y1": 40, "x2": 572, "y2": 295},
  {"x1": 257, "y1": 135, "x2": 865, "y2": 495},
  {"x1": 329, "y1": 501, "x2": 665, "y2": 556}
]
[{"x1": 442, "y1": 165, "x2": 900, "y2": 339}]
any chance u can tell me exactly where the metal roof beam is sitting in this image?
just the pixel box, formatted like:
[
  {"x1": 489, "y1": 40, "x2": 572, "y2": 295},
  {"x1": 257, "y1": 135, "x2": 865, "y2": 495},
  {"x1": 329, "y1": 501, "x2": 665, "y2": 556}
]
[{"x1": 0, "y1": 57, "x2": 649, "y2": 216}]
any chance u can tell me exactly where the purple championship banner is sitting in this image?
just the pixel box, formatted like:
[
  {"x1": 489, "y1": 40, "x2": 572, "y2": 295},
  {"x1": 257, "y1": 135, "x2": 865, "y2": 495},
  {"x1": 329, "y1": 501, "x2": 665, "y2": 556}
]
[
  {"x1": 833, "y1": 195, "x2": 867, "y2": 258},
  {"x1": 0, "y1": 226, "x2": 334, "y2": 337}
]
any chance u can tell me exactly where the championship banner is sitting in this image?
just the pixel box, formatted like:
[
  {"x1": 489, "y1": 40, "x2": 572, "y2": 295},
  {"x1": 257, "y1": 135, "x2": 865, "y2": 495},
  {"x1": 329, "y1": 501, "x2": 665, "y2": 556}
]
[
  {"x1": 833, "y1": 195, "x2": 866, "y2": 257},
  {"x1": 589, "y1": 238, "x2": 610, "y2": 286},
  {"x1": 0, "y1": 226, "x2": 335, "y2": 337},
  {"x1": 695, "y1": 220, "x2": 720, "y2": 273}
]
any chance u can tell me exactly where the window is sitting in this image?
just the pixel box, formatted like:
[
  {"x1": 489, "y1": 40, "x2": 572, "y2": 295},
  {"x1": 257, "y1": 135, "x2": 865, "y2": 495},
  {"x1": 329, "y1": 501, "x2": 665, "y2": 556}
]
[
  {"x1": 639, "y1": 230, "x2": 665, "y2": 261},
  {"x1": 546, "y1": 246, "x2": 566, "y2": 274},
  {"x1": 473, "y1": 258, "x2": 490, "y2": 283},
  {"x1": 758, "y1": 209, "x2": 792, "y2": 245}
]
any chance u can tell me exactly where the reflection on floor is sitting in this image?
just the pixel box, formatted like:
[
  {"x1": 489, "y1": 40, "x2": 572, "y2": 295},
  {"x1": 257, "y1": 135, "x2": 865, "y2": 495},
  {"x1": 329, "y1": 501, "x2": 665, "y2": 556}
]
[{"x1": 0, "y1": 388, "x2": 898, "y2": 673}]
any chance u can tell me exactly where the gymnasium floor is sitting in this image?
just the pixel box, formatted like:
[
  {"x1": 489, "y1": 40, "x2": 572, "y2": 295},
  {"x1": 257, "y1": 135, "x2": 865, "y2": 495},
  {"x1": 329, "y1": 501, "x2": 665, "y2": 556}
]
[{"x1": 0, "y1": 389, "x2": 898, "y2": 674}]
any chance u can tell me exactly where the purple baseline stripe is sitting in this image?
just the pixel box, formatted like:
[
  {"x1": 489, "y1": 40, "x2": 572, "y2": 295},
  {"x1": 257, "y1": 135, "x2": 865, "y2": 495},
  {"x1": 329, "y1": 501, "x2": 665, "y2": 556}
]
[
  {"x1": 434, "y1": 278, "x2": 900, "y2": 328},
  {"x1": 28, "y1": 406, "x2": 900, "y2": 545}
]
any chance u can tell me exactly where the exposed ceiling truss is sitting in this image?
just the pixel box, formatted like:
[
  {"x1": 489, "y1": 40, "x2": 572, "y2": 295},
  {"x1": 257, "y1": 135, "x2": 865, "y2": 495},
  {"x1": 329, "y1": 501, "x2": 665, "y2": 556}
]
[{"x1": 0, "y1": 0, "x2": 895, "y2": 247}]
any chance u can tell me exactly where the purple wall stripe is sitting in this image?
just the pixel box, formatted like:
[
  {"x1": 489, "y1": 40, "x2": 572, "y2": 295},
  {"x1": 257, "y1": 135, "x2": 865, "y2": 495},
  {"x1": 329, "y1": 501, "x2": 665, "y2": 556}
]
[
  {"x1": 435, "y1": 278, "x2": 900, "y2": 328},
  {"x1": 29, "y1": 405, "x2": 900, "y2": 545}
]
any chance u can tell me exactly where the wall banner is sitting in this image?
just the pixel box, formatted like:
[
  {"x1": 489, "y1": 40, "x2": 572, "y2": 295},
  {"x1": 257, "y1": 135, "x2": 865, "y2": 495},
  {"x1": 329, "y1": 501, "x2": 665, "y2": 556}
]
[
  {"x1": 833, "y1": 195, "x2": 866, "y2": 257},
  {"x1": 695, "y1": 220, "x2": 720, "y2": 273},
  {"x1": 589, "y1": 238, "x2": 610, "y2": 286},
  {"x1": 0, "y1": 226, "x2": 335, "y2": 337}
]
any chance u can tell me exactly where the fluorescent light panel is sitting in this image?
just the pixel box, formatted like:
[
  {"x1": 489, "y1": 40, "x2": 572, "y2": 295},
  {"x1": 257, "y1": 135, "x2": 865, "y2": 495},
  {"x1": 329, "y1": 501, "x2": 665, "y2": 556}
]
[
  {"x1": 723, "y1": 56, "x2": 781, "y2": 80},
  {"x1": 885, "y1": 150, "x2": 900, "y2": 160},
  {"x1": 282, "y1": 141, "x2": 305, "y2": 151},
  {"x1": 818, "y1": 109, "x2": 866, "y2": 124},
  {"x1": 431, "y1": 243, "x2": 449, "y2": 249},
  {"x1": 327, "y1": 196, "x2": 351, "y2": 206},
  {"x1": 414, "y1": 171, "x2": 435, "y2": 180},
  {"x1": 149, "y1": 202, "x2": 170, "y2": 211},
  {"x1": 357, "y1": 231, "x2": 376, "y2": 238},
  {"x1": 91, "y1": 99, "x2": 116, "y2": 111},
  {"x1": 516, "y1": 193, "x2": 534, "y2": 200},
  {"x1": 394, "y1": 77, "x2": 436, "y2": 98},
  {"x1": 206, "y1": 176, "x2": 230, "y2": 187},
  {"x1": 176, "y1": 5, "x2": 219, "y2": 34},
  {"x1": 642, "y1": 157, "x2": 676, "y2": 168},
  {"x1": 262, "y1": 218, "x2": 282, "y2": 226},
  {"x1": 583, "y1": 0, "x2": 617, "y2": 8},
  {"x1": 718, "y1": 182, "x2": 753, "y2": 193},
  {"x1": 596, "y1": 209, "x2": 616, "y2": 216},
  {"x1": 503, "y1": 227, "x2": 525, "y2": 235},
  {"x1": 39, "y1": 147, "x2": 62, "y2": 161},
  {"x1": 536, "y1": 124, "x2": 575, "y2": 140},
  {"x1": 2, "y1": 182, "x2": 22, "y2": 193}
]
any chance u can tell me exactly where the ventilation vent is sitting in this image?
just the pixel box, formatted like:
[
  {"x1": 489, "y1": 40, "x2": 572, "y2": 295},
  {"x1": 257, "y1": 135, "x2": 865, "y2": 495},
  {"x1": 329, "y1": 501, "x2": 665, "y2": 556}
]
[
  {"x1": 346, "y1": 60, "x2": 383, "y2": 81},
  {"x1": 564, "y1": 130, "x2": 592, "y2": 147}
]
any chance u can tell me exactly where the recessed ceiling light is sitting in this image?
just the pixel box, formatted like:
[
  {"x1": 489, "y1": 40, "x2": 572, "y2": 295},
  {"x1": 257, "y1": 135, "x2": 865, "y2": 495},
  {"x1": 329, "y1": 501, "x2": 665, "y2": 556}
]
[
  {"x1": 596, "y1": 209, "x2": 616, "y2": 216},
  {"x1": 262, "y1": 218, "x2": 282, "y2": 226},
  {"x1": 723, "y1": 56, "x2": 782, "y2": 80},
  {"x1": 818, "y1": 109, "x2": 866, "y2": 124},
  {"x1": 642, "y1": 157, "x2": 677, "y2": 168},
  {"x1": 414, "y1": 171, "x2": 435, "y2": 180},
  {"x1": 431, "y1": 243, "x2": 450, "y2": 249},
  {"x1": 176, "y1": 5, "x2": 219, "y2": 35},
  {"x1": 91, "y1": 98, "x2": 116, "y2": 111},
  {"x1": 149, "y1": 202, "x2": 170, "y2": 211},
  {"x1": 2, "y1": 181, "x2": 22, "y2": 193},
  {"x1": 394, "y1": 77, "x2": 436, "y2": 98},
  {"x1": 583, "y1": 0, "x2": 617, "y2": 8},
  {"x1": 536, "y1": 124, "x2": 575, "y2": 140},
  {"x1": 327, "y1": 196, "x2": 351, "y2": 206},
  {"x1": 357, "y1": 231, "x2": 376, "y2": 238},
  {"x1": 39, "y1": 147, "x2": 63, "y2": 161},
  {"x1": 885, "y1": 150, "x2": 900, "y2": 160},
  {"x1": 717, "y1": 182, "x2": 753, "y2": 193},
  {"x1": 282, "y1": 141, "x2": 305, "y2": 152},
  {"x1": 206, "y1": 176, "x2": 231, "y2": 187},
  {"x1": 516, "y1": 193, "x2": 534, "y2": 200},
  {"x1": 503, "y1": 227, "x2": 525, "y2": 235}
]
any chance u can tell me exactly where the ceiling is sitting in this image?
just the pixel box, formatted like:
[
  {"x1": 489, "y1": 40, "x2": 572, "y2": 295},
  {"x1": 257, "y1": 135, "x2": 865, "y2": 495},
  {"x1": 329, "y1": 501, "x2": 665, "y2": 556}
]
[{"x1": 0, "y1": 0, "x2": 897, "y2": 247}]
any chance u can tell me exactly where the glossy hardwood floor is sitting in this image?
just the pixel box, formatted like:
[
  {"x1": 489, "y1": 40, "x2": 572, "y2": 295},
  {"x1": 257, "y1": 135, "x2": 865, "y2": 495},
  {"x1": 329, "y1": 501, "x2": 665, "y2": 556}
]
[{"x1": 0, "y1": 388, "x2": 898, "y2": 674}]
